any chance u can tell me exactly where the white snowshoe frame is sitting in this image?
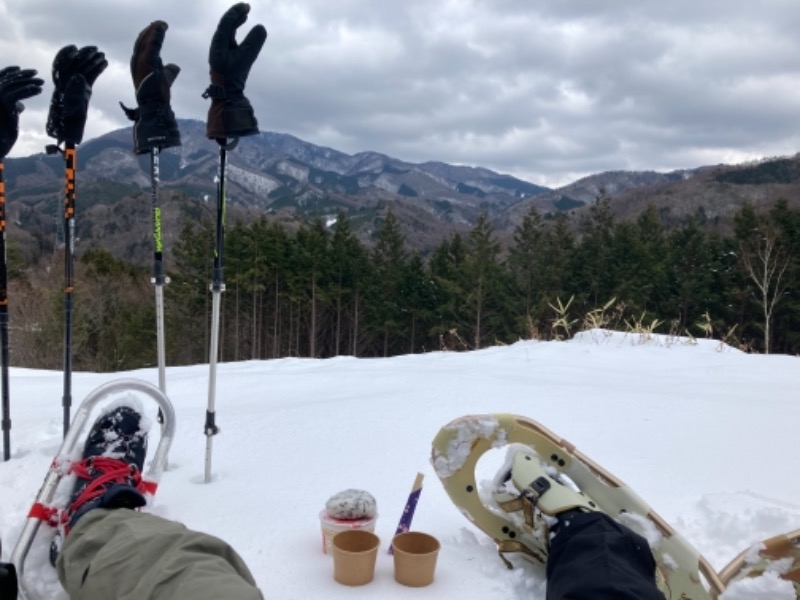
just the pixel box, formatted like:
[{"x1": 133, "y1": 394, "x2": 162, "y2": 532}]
[{"x1": 9, "y1": 378, "x2": 176, "y2": 600}]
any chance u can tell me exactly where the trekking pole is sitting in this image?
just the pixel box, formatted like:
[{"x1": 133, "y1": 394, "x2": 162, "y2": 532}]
[
  {"x1": 0, "y1": 159, "x2": 11, "y2": 461},
  {"x1": 0, "y1": 65, "x2": 44, "y2": 459},
  {"x1": 61, "y1": 144, "x2": 76, "y2": 437},
  {"x1": 45, "y1": 44, "x2": 107, "y2": 437},
  {"x1": 120, "y1": 19, "x2": 182, "y2": 424},
  {"x1": 204, "y1": 138, "x2": 235, "y2": 483},
  {"x1": 41, "y1": 141, "x2": 78, "y2": 438},
  {"x1": 201, "y1": 3, "x2": 266, "y2": 483},
  {"x1": 149, "y1": 149, "x2": 168, "y2": 418}
]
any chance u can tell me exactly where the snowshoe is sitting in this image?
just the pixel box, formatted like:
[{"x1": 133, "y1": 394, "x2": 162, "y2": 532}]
[
  {"x1": 431, "y1": 413, "x2": 725, "y2": 600},
  {"x1": 718, "y1": 529, "x2": 800, "y2": 596},
  {"x1": 9, "y1": 378, "x2": 175, "y2": 600}
]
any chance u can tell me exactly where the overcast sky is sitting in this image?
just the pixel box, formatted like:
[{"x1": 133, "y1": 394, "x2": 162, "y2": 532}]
[{"x1": 2, "y1": 0, "x2": 800, "y2": 188}]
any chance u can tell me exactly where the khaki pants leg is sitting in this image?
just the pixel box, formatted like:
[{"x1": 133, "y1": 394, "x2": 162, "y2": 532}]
[{"x1": 57, "y1": 509, "x2": 263, "y2": 600}]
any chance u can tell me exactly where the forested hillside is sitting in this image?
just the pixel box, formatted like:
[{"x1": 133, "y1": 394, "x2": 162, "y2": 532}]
[{"x1": 7, "y1": 195, "x2": 799, "y2": 371}]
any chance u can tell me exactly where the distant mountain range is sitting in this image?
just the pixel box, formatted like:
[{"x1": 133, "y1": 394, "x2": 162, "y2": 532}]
[{"x1": 4, "y1": 119, "x2": 798, "y2": 265}]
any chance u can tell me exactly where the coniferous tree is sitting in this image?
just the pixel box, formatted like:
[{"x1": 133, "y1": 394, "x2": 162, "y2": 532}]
[
  {"x1": 508, "y1": 206, "x2": 547, "y2": 337},
  {"x1": 464, "y1": 212, "x2": 505, "y2": 348},
  {"x1": 429, "y1": 233, "x2": 468, "y2": 347},
  {"x1": 402, "y1": 252, "x2": 437, "y2": 353},
  {"x1": 224, "y1": 222, "x2": 250, "y2": 361},
  {"x1": 540, "y1": 213, "x2": 576, "y2": 336},
  {"x1": 667, "y1": 217, "x2": 714, "y2": 332},
  {"x1": 261, "y1": 222, "x2": 291, "y2": 358},
  {"x1": 572, "y1": 194, "x2": 615, "y2": 312},
  {"x1": 294, "y1": 219, "x2": 330, "y2": 357},
  {"x1": 329, "y1": 211, "x2": 370, "y2": 356},
  {"x1": 240, "y1": 218, "x2": 270, "y2": 359},
  {"x1": 167, "y1": 220, "x2": 215, "y2": 365},
  {"x1": 610, "y1": 205, "x2": 669, "y2": 319},
  {"x1": 368, "y1": 209, "x2": 408, "y2": 356}
]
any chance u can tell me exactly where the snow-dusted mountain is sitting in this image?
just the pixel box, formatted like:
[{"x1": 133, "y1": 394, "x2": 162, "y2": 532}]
[{"x1": 4, "y1": 120, "x2": 799, "y2": 265}]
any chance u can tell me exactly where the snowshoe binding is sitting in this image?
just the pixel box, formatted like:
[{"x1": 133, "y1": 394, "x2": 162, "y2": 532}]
[
  {"x1": 48, "y1": 405, "x2": 150, "y2": 566},
  {"x1": 431, "y1": 413, "x2": 725, "y2": 600}
]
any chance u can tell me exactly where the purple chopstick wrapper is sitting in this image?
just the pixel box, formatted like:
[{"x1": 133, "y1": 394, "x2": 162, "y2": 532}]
[{"x1": 389, "y1": 472, "x2": 424, "y2": 554}]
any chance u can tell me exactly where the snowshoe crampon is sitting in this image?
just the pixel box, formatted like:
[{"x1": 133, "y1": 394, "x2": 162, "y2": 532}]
[
  {"x1": 431, "y1": 413, "x2": 724, "y2": 600},
  {"x1": 718, "y1": 529, "x2": 800, "y2": 596},
  {"x1": 9, "y1": 379, "x2": 175, "y2": 600}
]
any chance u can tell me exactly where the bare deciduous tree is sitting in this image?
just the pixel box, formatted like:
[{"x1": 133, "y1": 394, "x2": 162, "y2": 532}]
[{"x1": 738, "y1": 226, "x2": 790, "y2": 354}]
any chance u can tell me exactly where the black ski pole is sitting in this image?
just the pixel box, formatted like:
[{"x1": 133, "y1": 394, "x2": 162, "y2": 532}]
[
  {"x1": 44, "y1": 44, "x2": 107, "y2": 437},
  {"x1": 0, "y1": 159, "x2": 11, "y2": 461},
  {"x1": 0, "y1": 65, "x2": 44, "y2": 459},
  {"x1": 204, "y1": 138, "x2": 235, "y2": 483},
  {"x1": 61, "y1": 143, "x2": 76, "y2": 437}
]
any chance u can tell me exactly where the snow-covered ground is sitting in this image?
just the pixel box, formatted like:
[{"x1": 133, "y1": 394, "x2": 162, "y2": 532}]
[{"x1": 1, "y1": 330, "x2": 798, "y2": 598}]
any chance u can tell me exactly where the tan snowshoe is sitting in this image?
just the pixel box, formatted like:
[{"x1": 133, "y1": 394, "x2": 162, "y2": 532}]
[
  {"x1": 431, "y1": 413, "x2": 725, "y2": 600},
  {"x1": 718, "y1": 529, "x2": 800, "y2": 596}
]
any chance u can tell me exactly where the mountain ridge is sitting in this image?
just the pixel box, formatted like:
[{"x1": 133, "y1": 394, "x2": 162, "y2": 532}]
[{"x1": 3, "y1": 119, "x2": 797, "y2": 265}]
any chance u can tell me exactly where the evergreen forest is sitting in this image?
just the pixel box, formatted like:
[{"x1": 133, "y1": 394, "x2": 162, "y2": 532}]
[{"x1": 7, "y1": 197, "x2": 800, "y2": 372}]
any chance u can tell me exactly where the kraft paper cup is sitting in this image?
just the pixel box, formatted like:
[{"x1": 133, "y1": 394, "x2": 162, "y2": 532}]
[
  {"x1": 331, "y1": 530, "x2": 380, "y2": 586},
  {"x1": 392, "y1": 531, "x2": 441, "y2": 587}
]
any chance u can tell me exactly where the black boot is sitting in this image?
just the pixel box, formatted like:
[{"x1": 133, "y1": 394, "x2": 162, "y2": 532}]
[{"x1": 50, "y1": 406, "x2": 149, "y2": 566}]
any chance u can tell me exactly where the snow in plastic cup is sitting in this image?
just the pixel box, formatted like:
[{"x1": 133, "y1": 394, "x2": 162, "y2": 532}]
[{"x1": 319, "y1": 510, "x2": 377, "y2": 555}]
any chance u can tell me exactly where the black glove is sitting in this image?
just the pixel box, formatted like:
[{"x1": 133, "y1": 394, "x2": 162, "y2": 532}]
[
  {"x1": 46, "y1": 45, "x2": 107, "y2": 146},
  {"x1": 0, "y1": 66, "x2": 44, "y2": 158},
  {"x1": 202, "y1": 3, "x2": 266, "y2": 140},
  {"x1": 120, "y1": 20, "x2": 181, "y2": 154}
]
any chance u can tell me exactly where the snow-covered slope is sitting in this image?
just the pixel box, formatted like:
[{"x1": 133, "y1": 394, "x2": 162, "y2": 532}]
[{"x1": 2, "y1": 330, "x2": 798, "y2": 598}]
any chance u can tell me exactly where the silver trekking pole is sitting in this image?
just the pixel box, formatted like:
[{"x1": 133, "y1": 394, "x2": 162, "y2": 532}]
[
  {"x1": 149, "y1": 149, "x2": 169, "y2": 404},
  {"x1": 204, "y1": 139, "x2": 234, "y2": 483}
]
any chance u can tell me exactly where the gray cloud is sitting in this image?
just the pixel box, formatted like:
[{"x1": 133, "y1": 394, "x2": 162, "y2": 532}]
[{"x1": 2, "y1": 0, "x2": 800, "y2": 187}]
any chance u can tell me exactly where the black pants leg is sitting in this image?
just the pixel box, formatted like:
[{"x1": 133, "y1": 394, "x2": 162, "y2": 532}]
[{"x1": 546, "y1": 511, "x2": 664, "y2": 600}]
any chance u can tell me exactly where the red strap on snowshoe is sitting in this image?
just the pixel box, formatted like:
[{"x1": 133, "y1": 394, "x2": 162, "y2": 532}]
[{"x1": 28, "y1": 502, "x2": 60, "y2": 527}]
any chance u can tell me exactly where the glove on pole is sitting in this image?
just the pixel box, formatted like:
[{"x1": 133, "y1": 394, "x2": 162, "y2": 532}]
[
  {"x1": 0, "y1": 67, "x2": 44, "y2": 157},
  {"x1": 202, "y1": 2, "x2": 266, "y2": 140},
  {"x1": 120, "y1": 20, "x2": 181, "y2": 154},
  {"x1": 46, "y1": 45, "x2": 107, "y2": 146},
  {"x1": 0, "y1": 66, "x2": 43, "y2": 461},
  {"x1": 46, "y1": 45, "x2": 107, "y2": 436}
]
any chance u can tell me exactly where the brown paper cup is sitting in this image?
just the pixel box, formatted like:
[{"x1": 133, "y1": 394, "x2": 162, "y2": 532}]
[
  {"x1": 331, "y1": 530, "x2": 380, "y2": 586},
  {"x1": 392, "y1": 531, "x2": 441, "y2": 587}
]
